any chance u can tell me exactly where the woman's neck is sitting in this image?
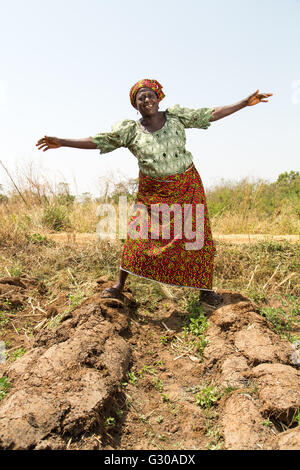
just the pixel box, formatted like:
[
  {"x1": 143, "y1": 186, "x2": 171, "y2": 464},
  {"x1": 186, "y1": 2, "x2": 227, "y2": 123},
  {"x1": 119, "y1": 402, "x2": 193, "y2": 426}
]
[{"x1": 140, "y1": 111, "x2": 166, "y2": 131}]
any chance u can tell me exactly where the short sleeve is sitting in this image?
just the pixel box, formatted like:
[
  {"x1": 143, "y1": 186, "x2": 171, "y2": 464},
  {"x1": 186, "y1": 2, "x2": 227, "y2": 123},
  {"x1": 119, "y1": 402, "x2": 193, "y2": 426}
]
[
  {"x1": 91, "y1": 119, "x2": 136, "y2": 154},
  {"x1": 166, "y1": 104, "x2": 214, "y2": 129}
]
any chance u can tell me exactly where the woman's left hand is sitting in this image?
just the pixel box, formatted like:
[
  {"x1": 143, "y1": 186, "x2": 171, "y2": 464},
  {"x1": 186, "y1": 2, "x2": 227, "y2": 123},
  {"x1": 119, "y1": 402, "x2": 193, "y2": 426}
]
[{"x1": 247, "y1": 89, "x2": 273, "y2": 106}]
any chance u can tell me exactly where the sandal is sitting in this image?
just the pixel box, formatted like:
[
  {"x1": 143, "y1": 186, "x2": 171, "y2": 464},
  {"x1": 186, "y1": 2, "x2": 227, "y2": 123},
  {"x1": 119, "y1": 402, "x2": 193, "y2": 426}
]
[
  {"x1": 101, "y1": 286, "x2": 123, "y2": 300},
  {"x1": 200, "y1": 290, "x2": 223, "y2": 307}
]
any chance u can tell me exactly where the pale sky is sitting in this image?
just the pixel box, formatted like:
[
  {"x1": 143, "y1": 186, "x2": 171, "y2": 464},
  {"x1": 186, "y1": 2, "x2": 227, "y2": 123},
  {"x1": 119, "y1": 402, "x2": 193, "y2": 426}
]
[{"x1": 0, "y1": 0, "x2": 299, "y2": 196}]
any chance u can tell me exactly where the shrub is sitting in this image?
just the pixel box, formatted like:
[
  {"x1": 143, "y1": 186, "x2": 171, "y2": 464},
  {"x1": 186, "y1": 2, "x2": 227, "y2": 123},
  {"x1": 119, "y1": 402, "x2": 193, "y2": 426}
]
[{"x1": 41, "y1": 204, "x2": 71, "y2": 231}]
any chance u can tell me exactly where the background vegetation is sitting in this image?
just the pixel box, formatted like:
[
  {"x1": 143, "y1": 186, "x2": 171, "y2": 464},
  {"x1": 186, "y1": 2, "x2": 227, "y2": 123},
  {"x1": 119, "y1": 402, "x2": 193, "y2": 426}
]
[{"x1": 0, "y1": 168, "x2": 299, "y2": 237}]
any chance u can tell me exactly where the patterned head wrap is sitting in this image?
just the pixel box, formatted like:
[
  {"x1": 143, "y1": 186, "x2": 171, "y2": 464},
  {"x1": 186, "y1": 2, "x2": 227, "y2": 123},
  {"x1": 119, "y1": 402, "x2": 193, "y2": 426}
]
[{"x1": 130, "y1": 79, "x2": 165, "y2": 108}]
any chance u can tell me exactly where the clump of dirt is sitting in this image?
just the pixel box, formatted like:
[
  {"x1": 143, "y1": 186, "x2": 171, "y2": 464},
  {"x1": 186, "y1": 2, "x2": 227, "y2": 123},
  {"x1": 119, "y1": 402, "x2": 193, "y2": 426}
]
[
  {"x1": 0, "y1": 278, "x2": 299, "y2": 450},
  {"x1": 0, "y1": 276, "x2": 47, "y2": 309},
  {"x1": 0, "y1": 287, "x2": 132, "y2": 450},
  {"x1": 0, "y1": 276, "x2": 50, "y2": 353}
]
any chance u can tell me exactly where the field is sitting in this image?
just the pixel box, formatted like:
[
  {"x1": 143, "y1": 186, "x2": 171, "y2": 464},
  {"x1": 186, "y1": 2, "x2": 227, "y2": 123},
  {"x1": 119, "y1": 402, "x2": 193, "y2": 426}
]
[{"x1": 0, "y1": 169, "x2": 299, "y2": 450}]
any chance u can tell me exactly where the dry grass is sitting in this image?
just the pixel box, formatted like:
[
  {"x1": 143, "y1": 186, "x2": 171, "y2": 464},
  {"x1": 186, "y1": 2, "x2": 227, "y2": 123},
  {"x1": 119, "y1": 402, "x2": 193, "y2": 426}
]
[
  {"x1": 211, "y1": 208, "x2": 299, "y2": 235},
  {"x1": 0, "y1": 195, "x2": 299, "y2": 239},
  {"x1": 0, "y1": 165, "x2": 299, "y2": 236},
  {"x1": 0, "y1": 229, "x2": 298, "y2": 316},
  {"x1": 0, "y1": 165, "x2": 299, "y2": 336}
]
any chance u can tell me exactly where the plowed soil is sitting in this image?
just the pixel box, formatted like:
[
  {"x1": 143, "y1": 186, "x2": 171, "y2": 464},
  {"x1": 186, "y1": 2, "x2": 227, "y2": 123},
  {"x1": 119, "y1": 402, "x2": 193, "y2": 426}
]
[{"x1": 1, "y1": 275, "x2": 300, "y2": 450}]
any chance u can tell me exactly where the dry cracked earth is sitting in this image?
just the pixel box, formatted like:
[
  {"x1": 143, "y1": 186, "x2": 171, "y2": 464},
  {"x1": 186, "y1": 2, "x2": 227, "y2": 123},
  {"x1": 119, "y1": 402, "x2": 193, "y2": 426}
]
[{"x1": 0, "y1": 275, "x2": 300, "y2": 450}]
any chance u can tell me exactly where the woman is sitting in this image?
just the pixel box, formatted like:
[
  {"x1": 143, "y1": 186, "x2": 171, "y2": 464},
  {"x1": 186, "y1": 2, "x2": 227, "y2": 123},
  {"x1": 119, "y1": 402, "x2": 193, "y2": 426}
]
[{"x1": 36, "y1": 80, "x2": 272, "y2": 306}]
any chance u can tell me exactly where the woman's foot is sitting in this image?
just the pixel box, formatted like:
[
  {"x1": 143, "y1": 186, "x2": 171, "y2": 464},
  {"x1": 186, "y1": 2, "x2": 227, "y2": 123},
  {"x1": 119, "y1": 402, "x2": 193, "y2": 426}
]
[
  {"x1": 200, "y1": 290, "x2": 223, "y2": 307},
  {"x1": 101, "y1": 270, "x2": 129, "y2": 300}
]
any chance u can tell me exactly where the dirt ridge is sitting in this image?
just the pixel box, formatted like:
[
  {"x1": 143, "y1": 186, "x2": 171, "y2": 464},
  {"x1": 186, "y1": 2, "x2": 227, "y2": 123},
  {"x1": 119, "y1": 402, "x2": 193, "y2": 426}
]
[{"x1": 0, "y1": 277, "x2": 300, "y2": 450}]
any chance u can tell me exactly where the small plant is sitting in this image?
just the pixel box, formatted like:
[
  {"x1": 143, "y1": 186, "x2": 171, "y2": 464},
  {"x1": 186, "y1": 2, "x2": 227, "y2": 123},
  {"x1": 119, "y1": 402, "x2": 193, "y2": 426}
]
[
  {"x1": 260, "y1": 306, "x2": 293, "y2": 336},
  {"x1": 293, "y1": 410, "x2": 300, "y2": 427},
  {"x1": 116, "y1": 409, "x2": 124, "y2": 419},
  {"x1": 195, "y1": 385, "x2": 220, "y2": 409},
  {"x1": 9, "y1": 265, "x2": 22, "y2": 277},
  {"x1": 161, "y1": 393, "x2": 170, "y2": 402},
  {"x1": 139, "y1": 365, "x2": 156, "y2": 378},
  {"x1": 185, "y1": 314, "x2": 208, "y2": 337},
  {"x1": 155, "y1": 360, "x2": 164, "y2": 366},
  {"x1": 160, "y1": 335, "x2": 169, "y2": 345},
  {"x1": 222, "y1": 386, "x2": 238, "y2": 396},
  {"x1": 67, "y1": 291, "x2": 85, "y2": 307},
  {"x1": 42, "y1": 203, "x2": 71, "y2": 231},
  {"x1": 146, "y1": 349, "x2": 155, "y2": 356},
  {"x1": 138, "y1": 414, "x2": 148, "y2": 423},
  {"x1": 0, "y1": 313, "x2": 9, "y2": 329},
  {"x1": 206, "y1": 441, "x2": 223, "y2": 450},
  {"x1": 0, "y1": 376, "x2": 11, "y2": 400},
  {"x1": 262, "y1": 419, "x2": 273, "y2": 427},
  {"x1": 152, "y1": 377, "x2": 164, "y2": 392},
  {"x1": 9, "y1": 347, "x2": 26, "y2": 362},
  {"x1": 25, "y1": 233, "x2": 52, "y2": 246},
  {"x1": 205, "y1": 426, "x2": 223, "y2": 450},
  {"x1": 181, "y1": 297, "x2": 209, "y2": 361},
  {"x1": 194, "y1": 336, "x2": 209, "y2": 356},
  {"x1": 184, "y1": 296, "x2": 209, "y2": 336},
  {"x1": 128, "y1": 371, "x2": 139, "y2": 385},
  {"x1": 248, "y1": 289, "x2": 268, "y2": 304}
]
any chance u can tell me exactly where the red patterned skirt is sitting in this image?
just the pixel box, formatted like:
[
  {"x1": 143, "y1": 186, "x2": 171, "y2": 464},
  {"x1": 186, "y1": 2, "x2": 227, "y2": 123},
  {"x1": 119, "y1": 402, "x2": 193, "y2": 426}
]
[{"x1": 120, "y1": 163, "x2": 215, "y2": 290}]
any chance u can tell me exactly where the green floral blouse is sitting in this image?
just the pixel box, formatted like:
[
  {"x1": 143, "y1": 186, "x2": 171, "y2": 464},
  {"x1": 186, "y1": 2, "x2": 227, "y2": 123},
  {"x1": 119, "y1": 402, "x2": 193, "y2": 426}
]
[{"x1": 92, "y1": 105, "x2": 214, "y2": 178}]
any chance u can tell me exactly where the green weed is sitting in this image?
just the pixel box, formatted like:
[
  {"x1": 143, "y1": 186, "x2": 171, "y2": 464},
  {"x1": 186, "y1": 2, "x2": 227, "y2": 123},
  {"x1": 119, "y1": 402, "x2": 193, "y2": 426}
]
[
  {"x1": 260, "y1": 306, "x2": 294, "y2": 336},
  {"x1": 128, "y1": 371, "x2": 139, "y2": 385},
  {"x1": 293, "y1": 410, "x2": 300, "y2": 426},
  {"x1": 195, "y1": 385, "x2": 220, "y2": 410},
  {"x1": 160, "y1": 336, "x2": 169, "y2": 345},
  {"x1": 161, "y1": 393, "x2": 170, "y2": 402},
  {"x1": 25, "y1": 233, "x2": 53, "y2": 246},
  {"x1": 0, "y1": 313, "x2": 9, "y2": 329},
  {"x1": 182, "y1": 295, "x2": 209, "y2": 360},
  {"x1": 104, "y1": 417, "x2": 116, "y2": 429},
  {"x1": 139, "y1": 365, "x2": 156, "y2": 378},
  {"x1": 42, "y1": 203, "x2": 71, "y2": 231},
  {"x1": 184, "y1": 295, "x2": 209, "y2": 335},
  {"x1": 0, "y1": 376, "x2": 11, "y2": 400},
  {"x1": 9, "y1": 265, "x2": 22, "y2": 277},
  {"x1": 262, "y1": 419, "x2": 273, "y2": 427},
  {"x1": 152, "y1": 377, "x2": 164, "y2": 392},
  {"x1": 9, "y1": 347, "x2": 26, "y2": 362}
]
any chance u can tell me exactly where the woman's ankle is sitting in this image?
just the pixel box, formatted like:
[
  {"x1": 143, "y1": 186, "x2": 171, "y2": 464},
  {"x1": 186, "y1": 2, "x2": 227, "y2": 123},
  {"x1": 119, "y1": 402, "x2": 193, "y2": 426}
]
[{"x1": 112, "y1": 283, "x2": 123, "y2": 292}]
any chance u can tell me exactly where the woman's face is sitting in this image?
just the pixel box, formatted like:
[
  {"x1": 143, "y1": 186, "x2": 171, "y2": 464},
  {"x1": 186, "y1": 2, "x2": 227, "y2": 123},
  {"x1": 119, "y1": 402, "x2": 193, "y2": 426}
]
[{"x1": 135, "y1": 88, "x2": 159, "y2": 117}]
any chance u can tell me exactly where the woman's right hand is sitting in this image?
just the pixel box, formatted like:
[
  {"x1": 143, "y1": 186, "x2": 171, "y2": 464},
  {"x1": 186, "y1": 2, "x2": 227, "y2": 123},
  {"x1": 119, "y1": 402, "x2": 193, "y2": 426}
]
[{"x1": 36, "y1": 136, "x2": 62, "y2": 151}]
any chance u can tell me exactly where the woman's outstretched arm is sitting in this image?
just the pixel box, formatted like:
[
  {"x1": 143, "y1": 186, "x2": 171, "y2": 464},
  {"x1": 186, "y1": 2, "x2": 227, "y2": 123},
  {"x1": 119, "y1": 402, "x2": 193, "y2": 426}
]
[
  {"x1": 210, "y1": 89, "x2": 273, "y2": 122},
  {"x1": 36, "y1": 136, "x2": 97, "y2": 151}
]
